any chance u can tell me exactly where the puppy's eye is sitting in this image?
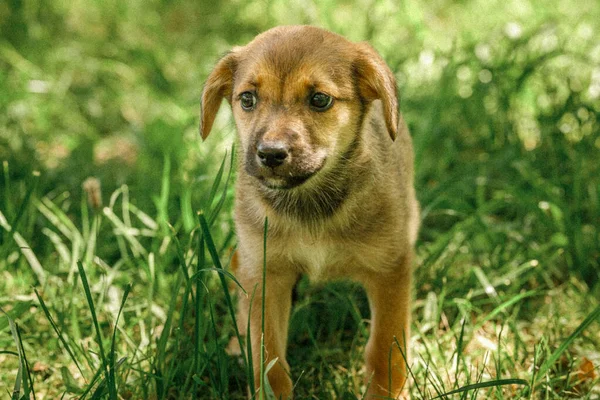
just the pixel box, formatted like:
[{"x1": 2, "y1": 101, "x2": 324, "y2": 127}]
[
  {"x1": 240, "y1": 92, "x2": 257, "y2": 111},
  {"x1": 310, "y1": 93, "x2": 333, "y2": 111}
]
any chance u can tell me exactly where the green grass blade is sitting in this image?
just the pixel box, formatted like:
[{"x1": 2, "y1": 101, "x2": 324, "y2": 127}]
[
  {"x1": 1, "y1": 161, "x2": 12, "y2": 244},
  {"x1": 198, "y1": 211, "x2": 255, "y2": 394},
  {"x1": 77, "y1": 260, "x2": 113, "y2": 398},
  {"x1": 90, "y1": 379, "x2": 108, "y2": 399},
  {"x1": 90, "y1": 358, "x2": 128, "y2": 400},
  {"x1": 156, "y1": 154, "x2": 171, "y2": 233},
  {"x1": 259, "y1": 217, "x2": 268, "y2": 400},
  {"x1": 431, "y1": 378, "x2": 529, "y2": 399},
  {"x1": 393, "y1": 336, "x2": 424, "y2": 399},
  {"x1": 168, "y1": 278, "x2": 194, "y2": 400},
  {"x1": 1, "y1": 307, "x2": 24, "y2": 400},
  {"x1": 473, "y1": 290, "x2": 539, "y2": 331},
  {"x1": 190, "y1": 267, "x2": 246, "y2": 294},
  {"x1": 156, "y1": 272, "x2": 184, "y2": 396},
  {"x1": 454, "y1": 318, "x2": 467, "y2": 388},
  {"x1": 108, "y1": 283, "x2": 131, "y2": 397},
  {"x1": 83, "y1": 215, "x2": 99, "y2": 267},
  {"x1": 16, "y1": 323, "x2": 36, "y2": 399},
  {"x1": 78, "y1": 364, "x2": 105, "y2": 399},
  {"x1": 527, "y1": 342, "x2": 541, "y2": 398},
  {"x1": 262, "y1": 358, "x2": 278, "y2": 400},
  {"x1": 535, "y1": 303, "x2": 600, "y2": 384},
  {"x1": 36, "y1": 197, "x2": 81, "y2": 242},
  {"x1": 162, "y1": 276, "x2": 184, "y2": 340},
  {"x1": 197, "y1": 212, "x2": 247, "y2": 359},
  {"x1": 102, "y1": 207, "x2": 147, "y2": 258},
  {"x1": 2, "y1": 161, "x2": 11, "y2": 217},
  {"x1": 208, "y1": 147, "x2": 235, "y2": 226},
  {"x1": 128, "y1": 203, "x2": 159, "y2": 231},
  {"x1": 194, "y1": 232, "x2": 206, "y2": 391},
  {"x1": 0, "y1": 301, "x2": 31, "y2": 332},
  {"x1": 206, "y1": 149, "x2": 227, "y2": 208},
  {"x1": 60, "y1": 366, "x2": 84, "y2": 394},
  {"x1": 81, "y1": 189, "x2": 90, "y2": 244},
  {"x1": 10, "y1": 170, "x2": 39, "y2": 237},
  {"x1": 169, "y1": 225, "x2": 191, "y2": 287},
  {"x1": 208, "y1": 298, "x2": 229, "y2": 397},
  {"x1": 246, "y1": 286, "x2": 257, "y2": 396},
  {"x1": 34, "y1": 288, "x2": 85, "y2": 377},
  {"x1": 180, "y1": 186, "x2": 195, "y2": 232}
]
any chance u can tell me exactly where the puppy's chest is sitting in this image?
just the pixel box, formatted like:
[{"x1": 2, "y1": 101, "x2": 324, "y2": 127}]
[{"x1": 283, "y1": 236, "x2": 351, "y2": 281}]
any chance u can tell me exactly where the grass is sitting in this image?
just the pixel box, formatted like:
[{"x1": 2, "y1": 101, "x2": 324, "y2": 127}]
[{"x1": 1, "y1": 0, "x2": 600, "y2": 399}]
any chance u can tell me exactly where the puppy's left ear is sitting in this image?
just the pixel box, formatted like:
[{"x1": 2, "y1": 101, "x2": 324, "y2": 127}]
[
  {"x1": 200, "y1": 51, "x2": 238, "y2": 140},
  {"x1": 354, "y1": 43, "x2": 399, "y2": 140}
]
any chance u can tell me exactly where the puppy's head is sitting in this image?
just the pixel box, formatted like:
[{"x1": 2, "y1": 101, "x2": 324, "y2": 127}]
[{"x1": 201, "y1": 25, "x2": 398, "y2": 190}]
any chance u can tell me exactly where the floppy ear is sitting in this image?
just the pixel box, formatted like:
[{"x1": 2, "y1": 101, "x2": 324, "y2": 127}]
[
  {"x1": 354, "y1": 43, "x2": 399, "y2": 140},
  {"x1": 200, "y1": 51, "x2": 238, "y2": 140}
]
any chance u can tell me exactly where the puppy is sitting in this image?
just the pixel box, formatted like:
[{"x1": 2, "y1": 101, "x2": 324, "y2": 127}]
[{"x1": 201, "y1": 25, "x2": 419, "y2": 399}]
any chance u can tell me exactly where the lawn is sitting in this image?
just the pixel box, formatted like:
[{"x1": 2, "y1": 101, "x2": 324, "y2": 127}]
[{"x1": 1, "y1": 0, "x2": 599, "y2": 399}]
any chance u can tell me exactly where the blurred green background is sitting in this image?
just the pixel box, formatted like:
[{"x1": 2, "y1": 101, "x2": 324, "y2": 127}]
[{"x1": 1, "y1": 0, "x2": 600, "y2": 398}]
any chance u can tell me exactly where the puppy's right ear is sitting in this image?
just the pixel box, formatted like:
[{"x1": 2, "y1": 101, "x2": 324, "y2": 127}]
[{"x1": 200, "y1": 51, "x2": 238, "y2": 140}]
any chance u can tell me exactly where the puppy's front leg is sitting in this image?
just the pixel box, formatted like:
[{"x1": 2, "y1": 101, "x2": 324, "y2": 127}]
[
  {"x1": 362, "y1": 255, "x2": 413, "y2": 399},
  {"x1": 237, "y1": 264, "x2": 297, "y2": 399}
]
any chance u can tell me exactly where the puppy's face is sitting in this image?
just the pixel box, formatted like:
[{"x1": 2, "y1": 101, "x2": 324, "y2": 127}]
[{"x1": 201, "y1": 26, "x2": 399, "y2": 190}]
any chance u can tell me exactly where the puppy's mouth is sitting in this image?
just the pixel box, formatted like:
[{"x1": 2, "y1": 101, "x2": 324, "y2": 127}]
[
  {"x1": 245, "y1": 154, "x2": 326, "y2": 190},
  {"x1": 256, "y1": 172, "x2": 316, "y2": 190}
]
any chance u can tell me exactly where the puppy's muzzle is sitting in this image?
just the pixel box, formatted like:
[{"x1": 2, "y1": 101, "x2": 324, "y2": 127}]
[
  {"x1": 257, "y1": 141, "x2": 289, "y2": 168},
  {"x1": 248, "y1": 131, "x2": 326, "y2": 190}
]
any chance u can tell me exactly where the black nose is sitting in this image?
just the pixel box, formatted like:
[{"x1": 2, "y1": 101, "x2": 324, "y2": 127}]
[{"x1": 257, "y1": 142, "x2": 289, "y2": 168}]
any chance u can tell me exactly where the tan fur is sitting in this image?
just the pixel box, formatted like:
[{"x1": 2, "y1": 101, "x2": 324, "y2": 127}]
[{"x1": 201, "y1": 25, "x2": 419, "y2": 399}]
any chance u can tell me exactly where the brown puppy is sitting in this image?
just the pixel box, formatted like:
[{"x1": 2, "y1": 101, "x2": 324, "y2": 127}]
[{"x1": 201, "y1": 25, "x2": 419, "y2": 399}]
